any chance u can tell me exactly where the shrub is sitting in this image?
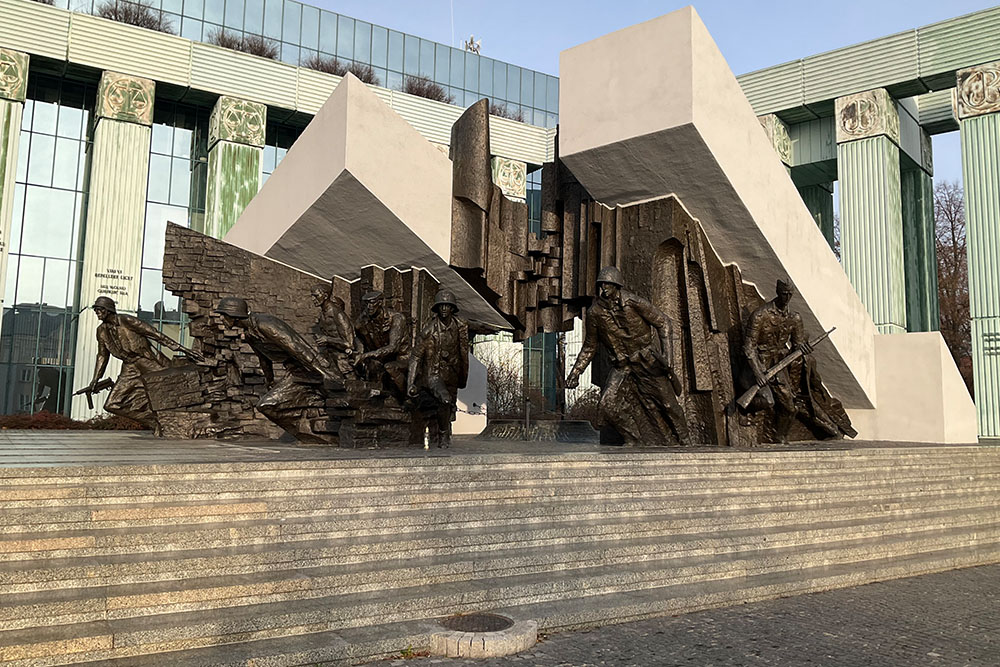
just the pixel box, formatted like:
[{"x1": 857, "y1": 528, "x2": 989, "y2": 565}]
[
  {"x1": 345, "y1": 61, "x2": 380, "y2": 86},
  {"x1": 207, "y1": 28, "x2": 279, "y2": 60},
  {"x1": 489, "y1": 103, "x2": 525, "y2": 122},
  {"x1": 95, "y1": 0, "x2": 174, "y2": 34},
  {"x1": 0, "y1": 410, "x2": 144, "y2": 431},
  {"x1": 402, "y1": 75, "x2": 455, "y2": 104},
  {"x1": 29, "y1": 0, "x2": 55, "y2": 5},
  {"x1": 302, "y1": 55, "x2": 381, "y2": 85}
]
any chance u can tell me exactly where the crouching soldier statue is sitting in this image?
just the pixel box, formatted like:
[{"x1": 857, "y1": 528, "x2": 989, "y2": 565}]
[
  {"x1": 566, "y1": 267, "x2": 691, "y2": 446},
  {"x1": 82, "y1": 296, "x2": 204, "y2": 434},
  {"x1": 407, "y1": 290, "x2": 469, "y2": 448},
  {"x1": 354, "y1": 290, "x2": 410, "y2": 398},
  {"x1": 215, "y1": 296, "x2": 343, "y2": 443}
]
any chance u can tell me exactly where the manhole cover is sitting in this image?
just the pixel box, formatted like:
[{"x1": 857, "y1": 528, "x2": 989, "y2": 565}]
[{"x1": 440, "y1": 612, "x2": 514, "y2": 633}]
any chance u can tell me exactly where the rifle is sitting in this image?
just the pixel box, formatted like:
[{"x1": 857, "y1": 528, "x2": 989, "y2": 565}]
[
  {"x1": 737, "y1": 327, "x2": 835, "y2": 411},
  {"x1": 73, "y1": 378, "x2": 114, "y2": 410}
]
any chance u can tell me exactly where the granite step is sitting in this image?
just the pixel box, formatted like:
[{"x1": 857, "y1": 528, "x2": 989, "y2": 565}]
[
  {"x1": 3, "y1": 488, "x2": 995, "y2": 593},
  {"x1": 1, "y1": 528, "x2": 997, "y2": 666},
  {"x1": 3, "y1": 474, "x2": 997, "y2": 534},
  {"x1": 0, "y1": 504, "x2": 997, "y2": 631}
]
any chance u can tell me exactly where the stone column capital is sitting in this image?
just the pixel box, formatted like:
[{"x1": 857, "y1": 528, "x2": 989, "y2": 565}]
[
  {"x1": 491, "y1": 156, "x2": 527, "y2": 200},
  {"x1": 97, "y1": 71, "x2": 155, "y2": 125},
  {"x1": 209, "y1": 96, "x2": 267, "y2": 149},
  {"x1": 0, "y1": 48, "x2": 28, "y2": 103},
  {"x1": 758, "y1": 114, "x2": 792, "y2": 165},
  {"x1": 835, "y1": 88, "x2": 899, "y2": 145},
  {"x1": 956, "y1": 61, "x2": 1000, "y2": 120}
]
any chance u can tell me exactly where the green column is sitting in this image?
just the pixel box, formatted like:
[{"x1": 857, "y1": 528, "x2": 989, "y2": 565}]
[
  {"x1": 0, "y1": 48, "x2": 28, "y2": 309},
  {"x1": 203, "y1": 96, "x2": 266, "y2": 239},
  {"x1": 71, "y1": 71, "x2": 155, "y2": 418},
  {"x1": 957, "y1": 61, "x2": 1000, "y2": 437},
  {"x1": 758, "y1": 113, "x2": 792, "y2": 174},
  {"x1": 900, "y1": 130, "x2": 939, "y2": 332},
  {"x1": 797, "y1": 182, "x2": 835, "y2": 249},
  {"x1": 836, "y1": 88, "x2": 907, "y2": 335}
]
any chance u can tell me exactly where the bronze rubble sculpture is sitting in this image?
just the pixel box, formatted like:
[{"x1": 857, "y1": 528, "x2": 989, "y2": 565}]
[
  {"x1": 566, "y1": 267, "x2": 691, "y2": 446},
  {"x1": 354, "y1": 290, "x2": 411, "y2": 399},
  {"x1": 407, "y1": 290, "x2": 470, "y2": 448},
  {"x1": 741, "y1": 280, "x2": 857, "y2": 443},
  {"x1": 81, "y1": 296, "x2": 204, "y2": 433},
  {"x1": 215, "y1": 296, "x2": 344, "y2": 443}
]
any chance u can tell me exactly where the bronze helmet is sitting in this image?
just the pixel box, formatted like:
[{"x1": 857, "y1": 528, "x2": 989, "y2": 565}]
[
  {"x1": 595, "y1": 266, "x2": 625, "y2": 287},
  {"x1": 92, "y1": 296, "x2": 117, "y2": 313},
  {"x1": 432, "y1": 290, "x2": 459, "y2": 313},
  {"x1": 214, "y1": 296, "x2": 250, "y2": 318}
]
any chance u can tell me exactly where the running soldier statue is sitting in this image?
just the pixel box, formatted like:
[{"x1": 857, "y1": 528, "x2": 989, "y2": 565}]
[
  {"x1": 215, "y1": 296, "x2": 343, "y2": 443},
  {"x1": 565, "y1": 267, "x2": 690, "y2": 446},
  {"x1": 407, "y1": 290, "x2": 469, "y2": 448},
  {"x1": 83, "y1": 296, "x2": 204, "y2": 433},
  {"x1": 742, "y1": 279, "x2": 857, "y2": 443}
]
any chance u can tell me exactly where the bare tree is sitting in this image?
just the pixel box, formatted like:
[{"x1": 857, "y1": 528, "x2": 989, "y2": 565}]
[
  {"x1": 935, "y1": 180, "x2": 973, "y2": 394},
  {"x1": 302, "y1": 55, "x2": 381, "y2": 85},
  {"x1": 401, "y1": 75, "x2": 455, "y2": 104},
  {"x1": 489, "y1": 103, "x2": 525, "y2": 122},
  {"x1": 96, "y1": 0, "x2": 174, "y2": 34},
  {"x1": 207, "y1": 29, "x2": 279, "y2": 59}
]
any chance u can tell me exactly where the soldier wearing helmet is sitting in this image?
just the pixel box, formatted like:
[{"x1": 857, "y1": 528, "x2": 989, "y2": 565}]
[
  {"x1": 566, "y1": 266, "x2": 690, "y2": 446},
  {"x1": 84, "y1": 295, "x2": 204, "y2": 433},
  {"x1": 407, "y1": 290, "x2": 469, "y2": 448},
  {"x1": 310, "y1": 282, "x2": 356, "y2": 376},
  {"x1": 215, "y1": 296, "x2": 343, "y2": 443},
  {"x1": 353, "y1": 290, "x2": 411, "y2": 397}
]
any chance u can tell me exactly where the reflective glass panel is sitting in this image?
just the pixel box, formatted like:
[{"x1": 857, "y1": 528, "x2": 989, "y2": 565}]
[
  {"x1": 419, "y1": 38, "x2": 434, "y2": 78},
  {"x1": 319, "y1": 11, "x2": 337, "y2": 54},
  {"x1": 506, "y1": 65, "x2": 520, "y2": 103},
  {"x1": 370, "y1": 25, "x2": 387, "y2": 67},
  {"x1": 300, "y1": 5, "x2": 318, "y2": 49},
  {"x1": 547, "y1": 75, "x2": 559, "y2": 113},
  {"x1": 224, "y1": 0, "x2": 244, "y2": 30},
  {"x1": 387, "y1": 30, "x2": 403, "y2": 72},
  {"x1": 26, "y1": 134, "x2": 54, "y2": 187},
  {"x1": 465, "y1": 52, "x2": 479, "y2": 90},
  {"x1": 403, "y1": 34, "x2": 418, "y2": 75},
  {"x1": 263, "y1": 0, "x2": 281, "y2": 39},
  {"x1": 479, "y1": 58, "x2": 493, "y2": 97},
  {"x1": 450, "y1": 48, "x2": 463, "y2": 88},
  {"x1": 520, "y1": 68, "x2": 534, "y2": 108},
  {"x1": 51, "y1": 138, "x2": 80, "y2": 190},
  {"x1": 282, "y1": 0, "x2": 300, "y2": 43},
  {"x1": 185, "y1": 0, "x2": 205, "y2": 20},
  {"x1": 336, "y1": 15, "x2": 354, "y2": 59},
  {"x1": 434, "y1": 44, "x2": 449, "y2": 84},
  {"x1": 20, "y1": 187, "x2": 76, "y2": 260},
  {"x1": 204, "y1": 0, "x2": 224, "y2": 24},
  {"x1": 244, "y1": 0, "x2": 263, "y2": 34},
  {"x1": 354, "y1": 20, "x2": 371, "y2": 62}
]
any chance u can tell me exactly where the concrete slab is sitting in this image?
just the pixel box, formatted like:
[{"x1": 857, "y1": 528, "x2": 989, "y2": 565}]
[
  {"x1": 557, "y1": 7, "x2": 976, "y2": 442},
  {"x1": 223, "y1": 74, "x2": 509, "y2": 330}
]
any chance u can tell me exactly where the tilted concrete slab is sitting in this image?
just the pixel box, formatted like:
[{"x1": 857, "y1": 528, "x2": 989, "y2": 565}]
[
  {"x1": 558, "y1": 6, "x2": 976, "y2": 442},
  {"x1": 224, "y1": 74, "x2": 509, "y2": 330}
]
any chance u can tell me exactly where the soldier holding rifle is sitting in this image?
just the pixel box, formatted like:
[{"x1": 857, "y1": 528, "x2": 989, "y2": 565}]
[{"x1": 78, "y1": 296, "x2": 204, "y2": 433}]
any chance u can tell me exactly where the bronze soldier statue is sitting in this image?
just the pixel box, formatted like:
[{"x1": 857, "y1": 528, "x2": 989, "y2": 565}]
[
  {"x1": 215, "y1": 296, "x2": 342, "y2": 443},
  {"x1": 407, "y1": 290, "x2": 470, "y2": 448},
  {"x1": 83, "y1": 296, "x2": 204, "y2": 434},
  {"x1": 353, "y1": 290, "x2": 411, "y2": 396},
  {"x1": 743, "y1": 279, "x2": 856, "y2": 443},
  {"x1": 311, "y1": 282, "x2": 357, "y2": 377},
  {"x1": 566, "y1": 267, "x2": 690, "y2": 446}
]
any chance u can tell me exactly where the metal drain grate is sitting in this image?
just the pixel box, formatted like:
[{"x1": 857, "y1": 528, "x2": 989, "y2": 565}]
[{"x1": 440, "y1": 613, "x2": 515, "y2": 633}]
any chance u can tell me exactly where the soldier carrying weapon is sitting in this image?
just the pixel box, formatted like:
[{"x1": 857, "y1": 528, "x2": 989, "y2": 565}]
[{"x1": 79, "y1": 296, "x2": 204, "y2": 433}]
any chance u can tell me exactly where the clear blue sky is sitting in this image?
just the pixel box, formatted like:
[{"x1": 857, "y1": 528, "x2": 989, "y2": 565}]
[{"x1": 312, "y1": 0, "x2": 999, "y2": 183}]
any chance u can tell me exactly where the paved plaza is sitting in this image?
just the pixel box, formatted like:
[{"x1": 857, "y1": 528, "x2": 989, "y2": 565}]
[{"x1": 370, "y1": 565, "x2": 1000, "y2": 667}]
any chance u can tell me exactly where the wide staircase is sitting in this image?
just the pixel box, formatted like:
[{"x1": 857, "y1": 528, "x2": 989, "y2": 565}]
[{"x1": 1, "y1": 445, "x2": 999, "y2": 666}]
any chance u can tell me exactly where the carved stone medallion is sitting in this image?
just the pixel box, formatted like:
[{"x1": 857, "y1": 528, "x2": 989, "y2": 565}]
[
  {"x1": 835, "y1": 89, "x2": 899, "y2": 145},
  {"x1": 758, "y1": 114, "x2": 792, "y2": 165},
  {"x1": 97, "y1": 71, "x2": 155, "y2": 125},
  {"x1": 209, "y1": 96, "x2": 267, "y2": 148},
  {"x1": 956, "y1": 61, "x2": 1000, "y2": 119},
  {"x1": 490, "y1": 157, "x2": 527, "y2": 200},
  {"x1": 0, "y1": 48, "x2": 28, "y2": 103}
]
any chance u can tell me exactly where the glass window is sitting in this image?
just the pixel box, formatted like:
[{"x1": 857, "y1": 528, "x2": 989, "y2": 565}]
[
  {"x1": 148, "y1": 154, "x2": 171, "y2": 203},
  {"x1": 56, "y1": 106, "x2": 84, "y2": 140},
  {"x1": 20, "y1": 187, "x2": 77, "y2": 260},
  {"x1": 387, "y1": 30, "x2": 403, "y2": 72},
  {"x1": 319, "y1": 11, "x2": 336, "y2": 54},
  {"x1": 371, "y1": 26, "x2": 388, "y2": 68},
  {"x1": 173, "y1": 126, "x2": 193, "y2": 160},
  {"x1": 169, "y1": 158, "x2": 190, "y2": 207},
  {"x1": 493, "y1": 64, "x2": 507, "y2": 105},
  {"x1": 282, "y1": 0, "x2": 300, "y2": 44},
  {"x1": 386, "y1": 70, "x2": 403, "y2": 92},
  {"x1": 300, "y1": 5, "x2": 318, "y2": 49},
  {"x1": 336, "y1": 15, "x2": 354, "y2": 59},
  {"x1": 151, "y1": 123, "x2": 173, "y2": 155},
  {"x1": 419, "y1": 38, "x2": 434, "y2": 78},
  {"x1": 184, "y1": 0, "x2": 205, "y2": 20},
  {"x1": 204, "y1": 0, "x2": 224, "y2": 24},
  {"x1": 280, "y1": 43, "x2": 298, "y2": 65},
  {"x1": 352, "y1": 20, "x2": 370, "y2": 63},
  {"x1": 464, "y1": 52, "x2": 479, "y2": 91},
  {"x1": 41, "y1": 259, "x2": 71, "y2": 309},
  {"x1": 3, "y1": 256, "x2": 17, "y2": 304},
  {"x1": 403, "y1": 34, "x2": 418, "y2": 75},
  {"x1": 243, "y1": 0, "x2": 262, "y2": 33},
  {"x1": 14, "y1": 256, "x2": 43, "y2": 305},
  {"x1": 181, "y1": 18, "x2": 203, "y2": 41},
  {"x1": 534, "y1": 72, "x2": 546, "y2": 113},
  {"x1": 26, "y1": 135, "x2": 54, "y2": 187},
  {"x1": 263, "y1": 0, "x2": 281, "y2": 40},
  {"x1": 32, "y1": 101, "x2": 58, "y2": 135},
  {"x1": 9, "y1": 184, "x2": 23, "y2": 255},
  {"x1": 20, "y1": 99, "x2": 32, "y2": 132},
  {"x1": 51, "y1": 138, "x2": 80, "y2": 190},
  {"x1": 162, "y1": 0, "x2": 182, "y2": 14},
  {"x1": 143, "y1": 203, "x2": 189, "y2": 269},
  {"x1": 223, "y1": 0, "x2": 243, "y2": 30},
  {"x1": 507, "y1": 65, "x2": 520, "y2": 103},
  {"x1": 547, "y1": 75, "x2": 558, "y2": 113},
  {"x1": 479, "y1": 58, "x2": 493, "y2": 98},
  {"x1": 434, "y1": 44, "x2": 449, "y2": 85},
  {"x1": 520, "y1": 68, "x2": 534, "y2": 108},
  {"x1": 449, "y1": 48, "x2": 464, "y2": 88}
]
